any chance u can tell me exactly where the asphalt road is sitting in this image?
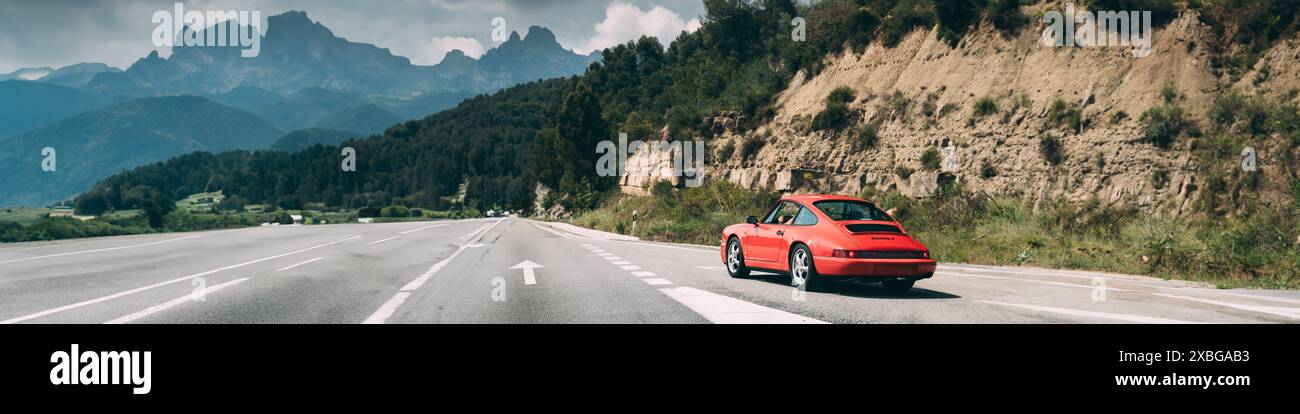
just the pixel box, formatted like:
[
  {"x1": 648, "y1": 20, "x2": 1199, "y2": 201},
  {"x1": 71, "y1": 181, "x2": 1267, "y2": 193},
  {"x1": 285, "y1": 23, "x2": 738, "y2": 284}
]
[{"x1": 1, "y1": 217, "x2": 1298, "y2": 324}]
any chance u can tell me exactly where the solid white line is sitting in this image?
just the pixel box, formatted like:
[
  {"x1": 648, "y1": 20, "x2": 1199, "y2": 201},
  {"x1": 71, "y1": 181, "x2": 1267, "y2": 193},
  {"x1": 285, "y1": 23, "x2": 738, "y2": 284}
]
[
  {"x1": 939, "y1": 271, "x2": 1300, "y2": 321},
  {"x1": 0, "y1": 235, "x2": 360, "y2": 324},
  {"x1": 104, "y1": 278, "x2": 250, "y2": 324},
  {"x1": 659, "y1": 287, "x2": 827, "y2": 324},
  {"x1": 368, "y1": 236, "x2": 400, "y2": 245},
  {"x1": 362, "y1": 292, "x2": 411, "y2": 324},
  {"x1": 400, "y1": 224, "x2": 448, "y2": 234},
  {"x1": 620, "y1": 265, "x2": 641, "y2": 270},
  {"x1": 642, "y1": 278, "x2": 673, "y2": 285},
  {"x1": 631, "y1": 271, "x2": 656, "y2": 277},
  {"x1": 277, "y1": 257, "x2": 324, "y2": 272},
  {"x1": 531, "y1": 223, "x2": 574, "y2": 239},
  {"x1": 977, "y1": 300, "x2": 1202, "y2": 324},
  {"x1": 399, "y1": 218, "x2": 506, "y2": 292},
  {"x1": 0, "y1": 235, "x2": 203, "y2": 265}
]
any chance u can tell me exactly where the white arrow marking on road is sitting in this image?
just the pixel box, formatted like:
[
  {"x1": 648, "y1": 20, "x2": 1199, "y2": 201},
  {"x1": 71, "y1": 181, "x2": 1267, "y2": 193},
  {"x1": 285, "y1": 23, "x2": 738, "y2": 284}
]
[{"x1": 511, "y1": 260, "x2": 545, "y2": 285}]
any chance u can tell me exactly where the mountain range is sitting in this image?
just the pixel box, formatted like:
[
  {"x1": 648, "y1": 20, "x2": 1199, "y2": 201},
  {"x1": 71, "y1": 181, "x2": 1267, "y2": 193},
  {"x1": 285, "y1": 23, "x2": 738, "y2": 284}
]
[{"x1": 0, "y1": 10, "x2": 599, "y2": 206}]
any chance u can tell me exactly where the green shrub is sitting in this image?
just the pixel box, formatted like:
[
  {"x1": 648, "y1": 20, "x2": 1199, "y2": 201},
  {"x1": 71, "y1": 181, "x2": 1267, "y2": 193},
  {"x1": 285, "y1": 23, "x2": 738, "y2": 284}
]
[
  {"x1": 920, "y1": 147, "x2": 942, "y2": 170},
  {"x1": 1141, "y1": 103, "x2": 1189, "y2": 149},
  {"x1": 972, "y1": 96, "x2": 999, "y2": 120},
  {"x1": 1047, "y1": 98, "x2": 1083, "y2": 132},
  {"x1": 854, "y1": 124, "x2": 879, "y2": 151},
  {"x1": 895, "y1": 166, "x2": 915, "y2": 179},
  {"x1": 1039, "y1": 134, "x2": 1064, "y2": 165},
  {"x1": 979, "y1": 160, "x2": 998, "y2": 178},
  {"x1": 812, "y1": 87, "x2": 857, "y2": 131}
]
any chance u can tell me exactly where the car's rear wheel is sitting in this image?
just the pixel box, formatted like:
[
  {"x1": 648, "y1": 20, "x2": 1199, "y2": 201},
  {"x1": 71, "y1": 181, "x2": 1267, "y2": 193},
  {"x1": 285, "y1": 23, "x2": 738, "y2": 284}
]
[
  {"x1": 725, "y1": 237, "x2": 750, "y2": 278},
  {"x1": 881, "y1": 280, "x2": 915, "y2": 292},
  {"x1": 790, "y1": 244, "x2": 827, "y2": 292}
]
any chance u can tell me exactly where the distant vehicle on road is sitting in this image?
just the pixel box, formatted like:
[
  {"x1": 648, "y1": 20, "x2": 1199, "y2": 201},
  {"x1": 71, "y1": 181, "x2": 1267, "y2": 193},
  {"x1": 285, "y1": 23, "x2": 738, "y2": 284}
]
[{"x1": 721, "y1": 195, "x2": 936, "y2": 292}]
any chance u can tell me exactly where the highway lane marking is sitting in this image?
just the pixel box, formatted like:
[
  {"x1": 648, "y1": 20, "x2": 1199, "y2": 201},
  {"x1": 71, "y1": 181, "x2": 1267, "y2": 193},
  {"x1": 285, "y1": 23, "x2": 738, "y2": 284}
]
[
  {"x1": 364, "y1": 218, "x2": 507, "y2": 324},
  {"x1": 940, "y1": 271, "x2": 1300, "y2": 321},
  {"x1": 642, "y1": 278, "x2": 673, "y2": 285},
  {"x1": 532, "y1": 223, "x2": 574, "y2": 239},
  {"x1": 362, "y1": 292, "x2": 411, "y2": 324},
  {"x1": 277, "y1": 257, "x2": 324, "y2": 272},
  {"x1": 620, "y1": 265, "x2": 641, "y2": 270},
  {"x1": 659, "y1": 287, "x2": 827, "y2": 324},
  {"x1": 596, "y1": 252, "x2": 613, "y2": 256},
  {"x1": 611, "y1": 261, "x2": 631, "y2": 265},
  {"x1": 604, "y1": 256, "x2": 623, "y2": 261},
  {"x1": 631, "y1": 271, "x2": 656, "y2": 277},
  {"x1": 0, "y1": 235, "x2": 361, "y2": 324},
  {"x1": 0, "y1": 235, "x2": 203, "y2": 265},
  {"x1": 950, "y1": 264, "x2": 1300, "y2": 306},
  {"x1": 977, "y1": 301, "x2": 1203, "y2": 324},
  {"x1": 104, "y1": 278, "x2": 251, "y2": 324},
  {"x1": 695, "y1": 266, "x2": 726, "y2": 271},
  {"x1": 400, "y1": 224, "x2": 448, "y2": 234},
  {"x1": 368, "y1": 236, "x2": 401, "y2": 245}
]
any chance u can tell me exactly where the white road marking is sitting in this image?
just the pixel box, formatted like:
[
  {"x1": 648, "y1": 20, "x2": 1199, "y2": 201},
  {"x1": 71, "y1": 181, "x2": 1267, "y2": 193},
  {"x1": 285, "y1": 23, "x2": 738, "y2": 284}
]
[
  {"x1": 620, "y1": 265, "x2": 641, "y2": 270},
  {"x1": 659, "y1": 287, "x2": 827, "y2": 324},
  {"x1": 531, "y1": 222, "x2": 574, "y2": 239},
  {"x1": 277, "y1": 257, "x2": 324, "y2": 272},
  {"x1": 1, "y1": 235, "x2": 360, "y2": 324},
  {"x1": 604, "y1": 256, "x2": 623, "y2": 261},
  {"x1": 366, "y1": 218, "x2": 507, "y2": 324},
  {"x1": 0, "y1": 235, "x2": 202, "y2": 265},
  {"x1": 368, "y1": 236, "x2": 400, "y2": 245},
  {"x1": 978, "y1": 301, "x2": 1202, "y2": 324},
  {"x1": 362, "y1": 292, "x2": 411, "y2": 324},
  {"x1": 940, "y1": 271, "x2": 1300, "y2": 321},
  {"x1": 511, "y1": 260, "x2": 544, "y2": 285},
  {"x1": 695, "y1": 266, "x2": 726, "y2": 271},
  {"x1": 400, "y1": 224, "x2": 448, "y2": 234},
  {"x1": 611, "y1": 261, "x2": 631, "y2": 265},
  {"x1": 642, "y1": 278, "x2": 673, "y2": 285},
  {"x1": 104, "y1": 278, "x2": 250, "y2": 324},
  {"x1": 596, "y1": 252, "x2": 613, "y2": 257},
  {"x1": 631, "y1": 271, "x2": 656, "y2": 277}
]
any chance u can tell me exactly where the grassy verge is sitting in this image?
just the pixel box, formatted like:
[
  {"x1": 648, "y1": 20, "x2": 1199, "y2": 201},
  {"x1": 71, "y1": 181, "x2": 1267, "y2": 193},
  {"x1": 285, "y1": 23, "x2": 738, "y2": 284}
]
[{"x1": 572, "y1": 181, "x2": 1300, "y2": 289}]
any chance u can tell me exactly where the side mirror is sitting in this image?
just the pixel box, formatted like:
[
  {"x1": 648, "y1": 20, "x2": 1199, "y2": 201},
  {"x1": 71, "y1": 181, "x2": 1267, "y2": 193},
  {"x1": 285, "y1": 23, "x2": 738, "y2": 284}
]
[{"x1": 745, "y1": 215, "x2": 759, "y2": 225}]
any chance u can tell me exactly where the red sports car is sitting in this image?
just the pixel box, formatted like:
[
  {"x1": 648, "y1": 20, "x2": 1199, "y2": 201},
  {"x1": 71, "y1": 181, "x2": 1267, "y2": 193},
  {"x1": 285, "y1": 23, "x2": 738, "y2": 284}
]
[{"x1": 720, "y1": 195, "x2": 937, "y2": 292}]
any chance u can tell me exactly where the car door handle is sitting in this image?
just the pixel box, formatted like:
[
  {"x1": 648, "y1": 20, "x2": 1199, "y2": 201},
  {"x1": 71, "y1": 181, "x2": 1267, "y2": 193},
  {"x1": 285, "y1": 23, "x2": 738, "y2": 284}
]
[{"x1": 776, "y1": 230, "x2": 785, "y2": 236}]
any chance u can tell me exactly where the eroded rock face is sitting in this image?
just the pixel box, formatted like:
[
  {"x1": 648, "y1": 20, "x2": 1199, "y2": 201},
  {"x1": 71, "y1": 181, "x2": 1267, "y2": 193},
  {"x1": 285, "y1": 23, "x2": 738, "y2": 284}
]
[{"x1": 632, "y1": 10, "x2": 1300, "y2": 215}]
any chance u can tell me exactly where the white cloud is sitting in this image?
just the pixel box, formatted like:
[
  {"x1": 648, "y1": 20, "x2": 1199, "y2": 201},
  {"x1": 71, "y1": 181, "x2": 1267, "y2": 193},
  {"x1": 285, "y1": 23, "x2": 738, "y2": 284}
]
[
  {"x1": 574, "y1": 2, "x2": 701, "y2": 55},
  {"x1": 416, "y1": 36, "x2": 486, "y2": 65}
]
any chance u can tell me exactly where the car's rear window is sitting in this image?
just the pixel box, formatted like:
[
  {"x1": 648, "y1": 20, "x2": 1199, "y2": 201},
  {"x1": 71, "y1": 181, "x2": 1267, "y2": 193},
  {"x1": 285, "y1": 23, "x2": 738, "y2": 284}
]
[{"x1": 813, "y1": 200, "x2": 894, "y2": 222}]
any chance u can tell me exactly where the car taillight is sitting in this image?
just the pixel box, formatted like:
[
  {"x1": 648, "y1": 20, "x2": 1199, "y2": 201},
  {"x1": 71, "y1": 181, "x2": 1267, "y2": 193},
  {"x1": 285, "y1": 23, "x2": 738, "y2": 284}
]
[{"x1": 832, "y1": 250, "x2": 864, "y2": 258}]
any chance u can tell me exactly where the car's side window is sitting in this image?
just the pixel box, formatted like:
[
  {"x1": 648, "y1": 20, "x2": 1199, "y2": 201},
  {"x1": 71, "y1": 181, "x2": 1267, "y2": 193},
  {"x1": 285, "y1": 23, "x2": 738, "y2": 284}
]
[
  {"x1": 791, "y1": 206, "x2": 818, "y2": 226},
  {"x1": 763, "y1": 202, "x2": 800, "y2": 225}
]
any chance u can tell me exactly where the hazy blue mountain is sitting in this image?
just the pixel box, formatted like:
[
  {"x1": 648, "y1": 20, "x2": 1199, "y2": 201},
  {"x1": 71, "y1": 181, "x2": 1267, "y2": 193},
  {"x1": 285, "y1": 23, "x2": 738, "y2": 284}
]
[
  {"x1": 0, "y1": 96, "x2": 283, "y2": 206},
  {"x1": 270, "y1": 128, "x2": 361, "y2": 152},
  {"x1": 80, "y1": 71, "x2": 152, "y2": 99},
  {"x1": 0, "y1": 67, "x2": 53, "y2": 81},
  {"x1": 38, "y1": 63, "x2": 122, "y2": 88},
  {"x1": 254, "y1": 86, "x2": 367, "y2": 132},
  {"x1": 123, "y1": 11, "x2": 598, "y2": 98},
  {"x1": 0, "y1": 80, "x2": 125, "y2": 138},
  {"x1": 313, "y1": 104, "x2": 404, "y2": 136}
]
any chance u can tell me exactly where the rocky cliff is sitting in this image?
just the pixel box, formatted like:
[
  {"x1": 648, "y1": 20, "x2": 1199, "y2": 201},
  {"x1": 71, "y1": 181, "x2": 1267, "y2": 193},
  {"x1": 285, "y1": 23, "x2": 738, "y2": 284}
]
[{"x1": 622, "y1": 7, "x2": 1299, "y2": 216}]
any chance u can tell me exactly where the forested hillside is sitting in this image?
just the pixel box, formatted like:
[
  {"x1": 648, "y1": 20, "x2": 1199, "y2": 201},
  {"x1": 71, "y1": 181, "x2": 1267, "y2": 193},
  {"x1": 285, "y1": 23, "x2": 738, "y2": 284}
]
[{"x1": 77, "y1": 0, "x2": 1300, "y2": 218}]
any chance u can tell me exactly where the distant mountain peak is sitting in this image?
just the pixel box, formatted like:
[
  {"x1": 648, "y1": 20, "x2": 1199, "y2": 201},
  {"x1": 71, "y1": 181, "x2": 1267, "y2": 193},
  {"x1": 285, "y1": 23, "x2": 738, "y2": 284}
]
[
  {"x1": 524, "y1": 26, "x2": 558, "y2": 46},
  {"x1": 508, "y1": 31, "x2": 523, "y2": 43}
]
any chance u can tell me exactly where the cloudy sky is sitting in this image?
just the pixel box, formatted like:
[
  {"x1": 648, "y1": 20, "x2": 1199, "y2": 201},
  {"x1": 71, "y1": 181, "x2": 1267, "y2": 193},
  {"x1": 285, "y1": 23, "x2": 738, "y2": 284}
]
[{"x1": 0, "y1": 0, "x2": 708, "y2": 73}]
